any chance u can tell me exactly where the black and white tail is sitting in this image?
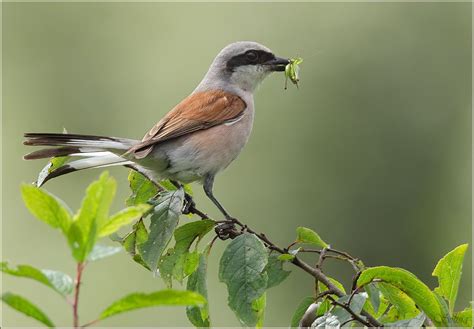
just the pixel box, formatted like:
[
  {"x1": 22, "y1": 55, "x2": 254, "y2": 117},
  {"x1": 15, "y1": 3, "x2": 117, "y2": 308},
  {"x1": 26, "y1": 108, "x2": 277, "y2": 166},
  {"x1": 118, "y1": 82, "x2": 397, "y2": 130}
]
[{"x1": 23, "y1": 133, "x2": 139, "y2": 186}]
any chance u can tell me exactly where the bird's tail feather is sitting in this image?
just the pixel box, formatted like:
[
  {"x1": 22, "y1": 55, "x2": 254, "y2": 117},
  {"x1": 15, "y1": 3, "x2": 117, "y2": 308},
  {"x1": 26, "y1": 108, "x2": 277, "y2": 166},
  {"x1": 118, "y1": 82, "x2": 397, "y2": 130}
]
[
  {"x1": 23, "y1": 133, "x2": 138, "y2": 186},
  {"x1": 39, "y1": 155, "x2": 133, "y2": 186}
]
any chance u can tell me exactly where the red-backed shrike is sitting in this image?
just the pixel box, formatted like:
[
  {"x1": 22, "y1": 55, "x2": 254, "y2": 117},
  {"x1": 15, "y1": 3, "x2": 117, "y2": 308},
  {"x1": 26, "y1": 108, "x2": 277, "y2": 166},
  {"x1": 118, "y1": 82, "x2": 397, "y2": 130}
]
[{"x1": 24, "y1": 41, "x2": 289, "y2": 220}]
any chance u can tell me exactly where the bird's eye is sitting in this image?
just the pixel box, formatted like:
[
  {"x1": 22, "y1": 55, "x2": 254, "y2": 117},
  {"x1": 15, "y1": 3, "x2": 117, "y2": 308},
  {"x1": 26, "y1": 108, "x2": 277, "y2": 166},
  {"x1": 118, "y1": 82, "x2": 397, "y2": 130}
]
[{"x1": 246, "y1": 51, "x2": 259, "y2": 62}]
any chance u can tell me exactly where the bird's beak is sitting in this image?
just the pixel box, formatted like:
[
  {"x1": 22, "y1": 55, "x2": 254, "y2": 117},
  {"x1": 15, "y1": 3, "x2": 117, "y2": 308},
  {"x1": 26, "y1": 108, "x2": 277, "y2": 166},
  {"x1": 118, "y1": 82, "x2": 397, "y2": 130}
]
[{"x1": 265, "y1": 57, "x2": 290, "y2": 72}]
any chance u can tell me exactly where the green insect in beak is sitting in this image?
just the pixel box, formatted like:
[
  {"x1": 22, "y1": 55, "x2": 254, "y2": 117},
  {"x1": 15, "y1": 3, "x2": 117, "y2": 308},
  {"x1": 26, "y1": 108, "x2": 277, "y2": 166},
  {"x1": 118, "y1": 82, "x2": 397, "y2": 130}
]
[{"x1": 285, "y1": 57, "x2": 303, "y2": 89}]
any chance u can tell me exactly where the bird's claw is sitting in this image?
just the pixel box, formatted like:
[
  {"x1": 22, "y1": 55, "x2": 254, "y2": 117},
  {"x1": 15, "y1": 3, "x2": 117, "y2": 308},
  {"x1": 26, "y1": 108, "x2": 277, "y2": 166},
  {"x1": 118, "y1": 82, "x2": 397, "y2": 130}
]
[
  {"x1": 182, "y1": 193, "x2": 196, "y2": 214},
  {"x1": 215, "y1": 220, "x2": 240, "y2": 240}
]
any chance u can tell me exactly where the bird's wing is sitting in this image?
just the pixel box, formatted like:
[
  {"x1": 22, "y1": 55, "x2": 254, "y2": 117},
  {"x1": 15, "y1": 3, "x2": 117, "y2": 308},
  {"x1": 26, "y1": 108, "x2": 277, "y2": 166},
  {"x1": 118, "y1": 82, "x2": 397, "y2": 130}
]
[{"x1": 128, "y1": 90, "x2": 247, "y2": 158}]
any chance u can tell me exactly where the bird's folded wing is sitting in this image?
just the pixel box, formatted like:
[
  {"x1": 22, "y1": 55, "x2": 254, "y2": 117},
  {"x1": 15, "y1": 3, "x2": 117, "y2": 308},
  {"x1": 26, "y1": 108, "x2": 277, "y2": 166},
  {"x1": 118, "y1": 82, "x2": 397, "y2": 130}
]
[{"x1": 127, "y1": 90, "x2": 247, "y2": 158}]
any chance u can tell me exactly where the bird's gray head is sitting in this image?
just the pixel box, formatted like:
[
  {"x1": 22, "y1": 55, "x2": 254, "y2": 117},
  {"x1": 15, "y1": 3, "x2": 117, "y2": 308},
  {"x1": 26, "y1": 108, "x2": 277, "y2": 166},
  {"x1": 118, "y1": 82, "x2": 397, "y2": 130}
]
[{"x1": 196, "y1": 41, "x2": 289, "y2": 94}]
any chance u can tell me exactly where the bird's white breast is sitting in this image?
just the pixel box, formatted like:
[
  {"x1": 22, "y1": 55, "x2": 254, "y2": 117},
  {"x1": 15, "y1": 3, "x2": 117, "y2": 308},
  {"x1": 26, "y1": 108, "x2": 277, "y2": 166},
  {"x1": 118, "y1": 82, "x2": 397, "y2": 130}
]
[{"x1": 153, "y1": 101, "x2": 255, "y2": 183}]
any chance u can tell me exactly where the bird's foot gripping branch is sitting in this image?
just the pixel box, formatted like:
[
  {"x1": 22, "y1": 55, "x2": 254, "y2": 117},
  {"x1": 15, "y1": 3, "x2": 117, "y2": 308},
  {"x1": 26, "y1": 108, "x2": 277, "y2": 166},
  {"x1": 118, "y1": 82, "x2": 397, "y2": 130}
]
[{"x1": 3, "y1": 167, "x2": 473, "y2": 328}]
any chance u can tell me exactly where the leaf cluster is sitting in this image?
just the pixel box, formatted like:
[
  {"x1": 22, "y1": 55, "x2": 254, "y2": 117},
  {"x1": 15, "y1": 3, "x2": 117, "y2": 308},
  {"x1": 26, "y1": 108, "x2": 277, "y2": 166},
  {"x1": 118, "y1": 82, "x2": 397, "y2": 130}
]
[{"x1": 4, "y1": 165, "x2": 472, "y2": 328}]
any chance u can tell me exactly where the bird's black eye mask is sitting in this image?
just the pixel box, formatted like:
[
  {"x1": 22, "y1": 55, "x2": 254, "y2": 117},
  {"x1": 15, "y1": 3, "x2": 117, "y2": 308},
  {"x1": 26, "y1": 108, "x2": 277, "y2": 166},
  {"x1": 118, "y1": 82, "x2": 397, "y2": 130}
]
[{"x1": 226, "y1": 50, "x2": 276, "y2": 72}]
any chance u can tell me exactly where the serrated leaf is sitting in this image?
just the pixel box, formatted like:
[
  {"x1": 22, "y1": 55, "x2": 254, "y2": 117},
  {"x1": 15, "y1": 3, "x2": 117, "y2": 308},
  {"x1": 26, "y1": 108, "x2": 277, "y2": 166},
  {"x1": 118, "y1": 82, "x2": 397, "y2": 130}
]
[
  {"x1": 68, "y1": 172, "x2": 116, "y2": 261},
  {"x1": 385, "y1": 312, "x2": 426, "y2": 327},
  {"x1": 219, "y1": 233, "x2": 268, "y2": 327},
  {"x1": 1, "y1": 262, "x2": 73, "y2": 296},
  {"x1": 159, "y1": 219, "x2": 215, "y2": 286},
  {"x1": 295, "y1": 227, "x2": 328, "y2": 248},
  {"x1": 168, "y1": 250, "x2": 200, "y2": 285},
  {"x1": 357, "y1": 266, "x2": 445, "y2": 326},
  {"x1": 21, "y1": 184, "x2": 72, "y2": 234},
  {"x1": 99, "y1": 204, "x2": 151, "y2": 237},
  {"x1": 186, "y1": 250, "x2": 211, "y2": 327},
  {"x1": 265, "y1": 254, "x2": 291, "y2": 289},
  {"x1": 290, "y1": 296, "x2": 314, "y2": 327},
  {"x1": 2, "y1": 292, "x2": 55, "y2": 327},
  {"x1": 126, "y1": 170, "x2": 158, "y2": 206},
  {"x1": 453, "y1": 306, "x2": 473, "y2": 327},
  {"x1": 99, "y1": 290, "x2": 206, "y2": 320},
  {"x1": 112, "y1": 219, "x2": 150, "y2": 270},
  {"x1": 432, "y1": 244, "x2": 468, "y2": 313},
  {"x1": 139, "y1": 189, "x2": 184, "y2": 272},
  {"x1": 87, "y1": 244, "x2": 122, "y2": 262}
]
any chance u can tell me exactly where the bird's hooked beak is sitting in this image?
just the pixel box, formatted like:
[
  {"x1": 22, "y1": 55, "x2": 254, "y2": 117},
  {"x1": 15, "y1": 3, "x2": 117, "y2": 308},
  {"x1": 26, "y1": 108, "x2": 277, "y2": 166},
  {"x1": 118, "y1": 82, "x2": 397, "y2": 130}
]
[{"x1": 265, "y1": 57, "x2": 290, "y2": 72}]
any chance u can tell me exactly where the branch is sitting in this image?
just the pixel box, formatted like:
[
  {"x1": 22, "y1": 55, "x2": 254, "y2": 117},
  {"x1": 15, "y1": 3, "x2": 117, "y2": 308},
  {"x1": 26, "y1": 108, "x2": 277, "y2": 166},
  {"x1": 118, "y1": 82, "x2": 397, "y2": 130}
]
[
  {"x1": 73, "y1": 262, "x2": 86, "y2": 328},
  {"x1": 327, "y1": 295, "x2": 372, "y2": 327},
  {"x1": 185, "y1": 199, "x2": 383, "y2": 327}
]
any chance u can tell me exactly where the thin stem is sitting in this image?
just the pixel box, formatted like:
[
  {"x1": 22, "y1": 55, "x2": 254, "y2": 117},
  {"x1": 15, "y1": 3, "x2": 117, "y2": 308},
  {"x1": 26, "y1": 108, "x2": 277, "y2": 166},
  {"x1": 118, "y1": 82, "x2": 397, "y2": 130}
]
[
  {"x1": 73, "y1": 262, "x2": 85, "y2": 328},
  {"x1": 81, "y1": 318, "x2": 100, "y2": 328},
  {"x1": 327, "y1": 295, "x2": 372, "y2": 327}
]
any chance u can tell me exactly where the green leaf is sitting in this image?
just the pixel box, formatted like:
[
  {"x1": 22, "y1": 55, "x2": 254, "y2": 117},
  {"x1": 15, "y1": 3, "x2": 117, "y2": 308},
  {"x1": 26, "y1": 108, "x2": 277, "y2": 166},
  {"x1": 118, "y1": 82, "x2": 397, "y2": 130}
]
[
  {"x1": 87, "y1": 244, "x2": 122, "y2": 262},
  {"x1": 68, "y1": 172, "x2": 116, "y2": 261},
  {"x1": 161, "y1": 250, "x2": 199, "y2": 285},
  {"x1": 252, "y1": 292, "x2": 266, "y2": 328},
  {"x1": 432, "y1": 244, "x2": 468, "y2": 313},
  {"x1": 375, "y1": 295, "x2": 390, "y2": 318},
  {"x1": 219, "y1": 233, "x2": 268, "y2": 327},
  {"x1": 1, "y1": 262, "x2": 73, "y2": 296},
  {"x1": 159, "y1": 180, "x2": 193, "y2": 196},
  {"x1": 126, "y1": 170, "x2": 158, "y2": 206},
  {"x1": 290, "y1": 296, "x2": 314, "y2": 327},
  {"x1": 41, "y1": 270, "x2": 74, "y2": 296},
  {"x1": 99, "y1": 290, "x2": 206, "y2": 321},
  {"x1": 365, "y1": 283, "x2": 381, "y2": 314},
  {"x1": 318, "y1": 277, "x2": 347, "y2": 294},
  {"x1": 357, "y1": 266, "x2": 445, "y2": 326},
  {"x1": 434, "y1": 291, "x2": 455, "y2": 327},
  {"x1": 112, "y1": 219, "x2": 150, "y2": 270},
  {"x1": 316, "y1": 278, "x2": 346, "y2": 320},
  {"x1": 186, "y1": 250, "x2": 211, "y2": 327},
  {"x1": 265, "y1": 254, "x2": 291, "y2": 289},
  {"x1": 453, "y1": 306, "x2": 473, "y2": 327},
  {"x1": 66, "y1": 223, "x2": 86, "y2": 262},
  {"x1": 277, "y1": 253, "x2": 295, "y2": 261},
  {"x1": 139, "y1": 189, "x2": 184, "y2": 273},
  {"x1": 21, "y1": 184, "x2": 72, "y2": 234},
  {"x1": 99, "y1": 204, "x2": 151, "y2": 237},
  {"x1": 378, "y1": 283, "x2": 419, "y2": 321},
  {"x1": 295, "y1": 227, "x2": 328, "y2": 248},
  {"x1": 159, "y1": 220, "x2": 215, "y2": 286},
  {"x1": 385, "y1": 312, "x2": 426, "y2": 327},
  {"x1": 331, "y1": 293, "x2": 367, "y2": 325},
  {"x1": 2, "y1": 292, "x2": 55, "y2": 327}
]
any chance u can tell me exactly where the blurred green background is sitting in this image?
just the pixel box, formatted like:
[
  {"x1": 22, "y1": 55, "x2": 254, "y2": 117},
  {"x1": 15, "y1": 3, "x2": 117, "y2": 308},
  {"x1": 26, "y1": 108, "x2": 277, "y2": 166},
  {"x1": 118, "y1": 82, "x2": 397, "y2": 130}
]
[{"x1": 2, "y1": 2, "x2": 472, "y2": 327}]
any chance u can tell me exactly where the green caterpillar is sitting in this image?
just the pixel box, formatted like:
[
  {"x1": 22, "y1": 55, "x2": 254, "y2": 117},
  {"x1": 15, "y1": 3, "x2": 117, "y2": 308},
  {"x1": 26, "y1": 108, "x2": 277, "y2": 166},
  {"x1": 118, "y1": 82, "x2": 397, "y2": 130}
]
[{"x1": 285, "y1": 57, "x2": 303, "y2": 89}]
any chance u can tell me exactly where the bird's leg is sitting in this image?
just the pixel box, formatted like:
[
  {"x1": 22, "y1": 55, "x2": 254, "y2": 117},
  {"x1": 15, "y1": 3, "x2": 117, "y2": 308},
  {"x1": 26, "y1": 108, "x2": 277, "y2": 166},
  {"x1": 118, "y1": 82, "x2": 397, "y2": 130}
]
[
  {"x1": 170, "y1": 180, "x2": 196, "y2": 215},
  {"x1": 203, "y1": 175, "x2": 235, "y2": 220},
  {"x1": 204, "y1": 175, "x2": 239, "y2": 240}
]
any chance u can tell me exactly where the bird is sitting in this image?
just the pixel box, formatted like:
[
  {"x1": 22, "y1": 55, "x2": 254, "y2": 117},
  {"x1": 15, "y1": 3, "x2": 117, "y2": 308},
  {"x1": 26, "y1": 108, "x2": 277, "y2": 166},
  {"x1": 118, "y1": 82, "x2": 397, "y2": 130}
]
[{"x1": 23, "y1": 41, "x2": 289, "y2": 222}]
